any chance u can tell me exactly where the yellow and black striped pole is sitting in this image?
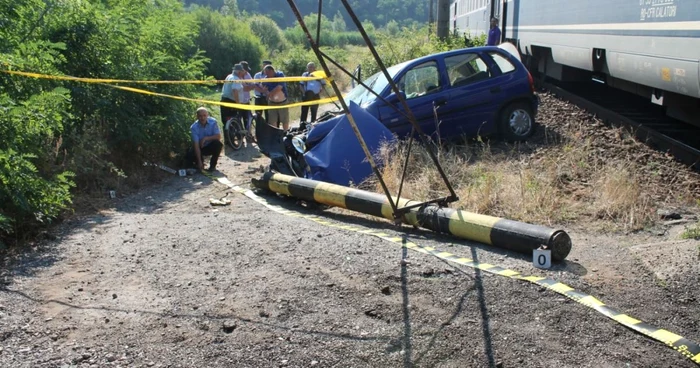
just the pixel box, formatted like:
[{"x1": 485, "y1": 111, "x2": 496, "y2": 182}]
[{"x1": 252, "y1": 172, "x2": 572, "y2": 262}]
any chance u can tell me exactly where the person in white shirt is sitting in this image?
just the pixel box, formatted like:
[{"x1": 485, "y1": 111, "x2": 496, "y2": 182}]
[
  {"x1": 299, "y1": 62, "x2": 326, "y2": 123},
  {"x1": 230, "y1": 63, "x2": 255, "y2": 129},
  {"x1": 220, "y1": 67, "x2": 237, "y2": 122},
  {"x1": 253, "y1": 60, "x2": 272, "y2": 122}
]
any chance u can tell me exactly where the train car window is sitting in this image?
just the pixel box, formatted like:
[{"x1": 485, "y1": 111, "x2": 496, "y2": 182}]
[
  {"x1": 397, "y1": 61, "x2": 440, "y2": 99},
  {"x1": 446, "y1": 53, "x2": 491, "y2": 87},
  {"x1": 488, "y1": 52, "x2": 516, "y2": 74}
]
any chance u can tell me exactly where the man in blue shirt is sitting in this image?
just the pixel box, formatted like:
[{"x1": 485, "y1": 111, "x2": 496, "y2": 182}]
[
  {"x1": 253, "y1": 60, "x2": 272, "y2": 122},
  {"x1": 262, "y1": 65, "x2": 290, "y2": 130},
  {"x1": 487, "y1": 17, "x2": 501, "y2": 46},
  {"x1": 185, "y1": 107, "x2": 223, "y2": 171},
  {"x1": 299, "y1": 62, "x2": 326, "y2": 123}
]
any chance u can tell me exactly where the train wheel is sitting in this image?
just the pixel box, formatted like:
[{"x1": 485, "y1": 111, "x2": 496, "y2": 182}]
[{"x1": 499, "y1": 102, "x2": 534, "y2": 141}]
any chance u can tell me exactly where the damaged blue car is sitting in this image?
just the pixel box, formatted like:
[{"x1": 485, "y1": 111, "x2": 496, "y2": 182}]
[
  {"x1": 255, "y1": 101, "x2": 394, "y2": 187},
  {"x1": 255, "y1": 45, "x2": 537, "y2": 187},
  {"x1": 344, "y1": 44, "x2": 538, "y2": 141}
]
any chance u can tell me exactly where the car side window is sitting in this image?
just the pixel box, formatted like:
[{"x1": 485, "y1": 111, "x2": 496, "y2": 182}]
[
  {"x1": 446, "y1": 53, "x2": 491, "y2": 87},
  {"x1": 397, "y1": 61, "x2": 440, "y2": 99},
  {"x1": 488, "y1": 52, "x2": 516, "y2": 74}
]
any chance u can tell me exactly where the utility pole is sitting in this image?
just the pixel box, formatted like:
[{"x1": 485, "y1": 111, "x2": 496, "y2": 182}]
[
  {"x1": 436, "y1": 0, "x2": 449, "y2": 39},
  {"x1": 429, "y1": 0, "x2": 434, "y2": 35}
]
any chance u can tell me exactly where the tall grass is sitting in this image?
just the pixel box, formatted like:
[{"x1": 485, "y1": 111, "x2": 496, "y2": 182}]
[{"x1": 369, "y1": 134, "x2": 666, "y2": 232}]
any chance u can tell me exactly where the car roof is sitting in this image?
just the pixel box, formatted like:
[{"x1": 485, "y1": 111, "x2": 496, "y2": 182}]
[
  {"x1": 405, "y1": 46, "x2": 507, "y2": 65},
  {"x1": 415, "y1": 46, "x2": 502, "y2": 60}
]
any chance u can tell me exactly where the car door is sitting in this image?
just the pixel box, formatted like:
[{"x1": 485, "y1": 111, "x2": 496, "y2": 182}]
[
  {"x1": 376, "y1": 60, "x2": 442, "y2": 138},
  {"x1": 439, "y1": 51, "x2": 502, "y2": 138}
]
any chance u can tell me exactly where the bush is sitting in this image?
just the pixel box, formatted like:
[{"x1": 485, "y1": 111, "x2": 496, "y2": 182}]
[
  {"x1": 0, "y1": 89, "x2": 74, "y2": 237},
  {"x1": 358, "y1": 25, "x2": 470, "y2": 79},
  {"x1": 0, "y1": 0, "x2": 212, "y2": 240},
  {"x1": 191, "y1": 7, "x2": 265, "y2": 80},
  {"x1": 248, "y1": 15, "x2": 288, "y2": 53}
]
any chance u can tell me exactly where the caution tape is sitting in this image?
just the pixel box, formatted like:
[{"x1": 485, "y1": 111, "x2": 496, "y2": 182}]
[
  {"x1": 2, "y1": 68, "x2": 340, "y2": 111},
  {"x1": 1, "y1": 68, "x2": 331, "y2": 84},
  {"x1": 107, "y1": 84, "x2": 339, "y2": 111},
  {"x1": 203, "y1": 173, "x2": 700, "y2": 366}
]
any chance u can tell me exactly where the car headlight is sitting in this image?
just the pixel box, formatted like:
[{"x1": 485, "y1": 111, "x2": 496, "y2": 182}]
[{"x1": 291, "y1": 136, "x2": 306, "y2": 154}]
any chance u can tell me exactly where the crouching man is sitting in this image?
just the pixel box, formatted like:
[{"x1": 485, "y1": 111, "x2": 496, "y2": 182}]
[{"x1": 185, "y1": 107, "x2": 223, "y2": 172}]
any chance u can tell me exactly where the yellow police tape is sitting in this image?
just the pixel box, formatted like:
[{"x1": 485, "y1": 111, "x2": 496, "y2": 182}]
[
  {"x1": 109, "y1": 84, "x2": 339, "y2": 111},
  {"x1": 1, "y1": 68, "x2": 331, "y2": 84},
  {"x1": 2, "y1": 68, "x2": 339, "y2": 111},
  {"x1": 202, "y1": 174, "x2": 700, "y2": 366}
]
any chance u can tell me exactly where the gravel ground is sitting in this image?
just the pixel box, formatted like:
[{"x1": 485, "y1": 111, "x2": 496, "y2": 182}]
[{"x1": 1, "y1": 94, "x2": 699, "y2": 368}]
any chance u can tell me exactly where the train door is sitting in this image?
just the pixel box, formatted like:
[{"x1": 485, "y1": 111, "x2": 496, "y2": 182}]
[
  {"x1": 451, "y1": 2, "x2": 457, "y2": 32},
  {"x1": 492, "y1": 0, "x2": 501, "y2": 20}
]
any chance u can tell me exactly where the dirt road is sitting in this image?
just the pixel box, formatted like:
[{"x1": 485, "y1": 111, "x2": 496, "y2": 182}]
[{"x1": 1, "y1": 101, "x2": 699, "y2": 367}]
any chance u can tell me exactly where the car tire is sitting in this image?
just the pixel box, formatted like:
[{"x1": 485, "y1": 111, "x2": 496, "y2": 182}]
[{"x1": 499, "y1": 102, "x2": 535, "y2": 141}]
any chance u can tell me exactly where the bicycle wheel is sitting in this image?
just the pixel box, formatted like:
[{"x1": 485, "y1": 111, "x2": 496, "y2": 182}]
[
  {"x1": 246, "y1": 115, "x2": 257, "y2": 144},
  {"x1": 225, "y1": 117, "x2": 244, "y2": 150}
]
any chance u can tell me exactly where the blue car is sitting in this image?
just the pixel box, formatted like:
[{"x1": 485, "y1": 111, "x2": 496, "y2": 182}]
[{"x1": 341, "y1": 45, "x2": 538, "y2": 141}]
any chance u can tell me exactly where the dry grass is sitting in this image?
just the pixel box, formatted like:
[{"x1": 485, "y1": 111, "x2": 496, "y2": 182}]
[{"x1": 367, "y1": 130, "x2": 687, "y2": 231}]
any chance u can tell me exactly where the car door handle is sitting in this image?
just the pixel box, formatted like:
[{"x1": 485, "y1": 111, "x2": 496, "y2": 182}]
[
  {"x1": 433, "y1": 97, "x2": 447, "y2": 107},
  {"x1": 490, "y1": 86, "x2": 501, "y2": 93}
]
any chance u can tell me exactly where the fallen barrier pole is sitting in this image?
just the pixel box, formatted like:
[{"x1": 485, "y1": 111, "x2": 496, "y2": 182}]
[{"x1": 252, "y1": 172, "x2": 572, "y2": 262}]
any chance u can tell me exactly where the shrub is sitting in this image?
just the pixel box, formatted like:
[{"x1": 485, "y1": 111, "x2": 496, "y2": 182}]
[
  {"x1": 191, "y1": 7, "x2": 265, "y2": 80},
  {"x1": 358, "y1": 25, "x2": 468, "y2": 80},
  {"x1": 0, "y1": 89, "x2": 74, "y2": 237},
  {"x1": 248, "y1": 15, "x2": 288, "y2": 53}
]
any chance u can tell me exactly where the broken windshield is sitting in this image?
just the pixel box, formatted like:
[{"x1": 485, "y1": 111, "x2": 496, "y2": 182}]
[{"x1": 345, "y1": 62, "x2": 408, "y2": 107}]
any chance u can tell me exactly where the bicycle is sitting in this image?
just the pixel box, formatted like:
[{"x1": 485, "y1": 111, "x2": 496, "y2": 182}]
[{"x1": 225, "y1": 111, "x2": 257, "y2": 150}]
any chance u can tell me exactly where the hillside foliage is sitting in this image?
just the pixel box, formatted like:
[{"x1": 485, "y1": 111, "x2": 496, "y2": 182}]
[{"x1": 184, "y1": 0, "x2": 431, "y2": 30}]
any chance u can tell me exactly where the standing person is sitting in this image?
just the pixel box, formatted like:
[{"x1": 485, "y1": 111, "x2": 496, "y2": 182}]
[
  {"x1": 262, "y1": 64, "x2": 290, "y2": 130},
  {"x1": 487, "y1": 17, "x2": 501, "y2": 46},
  {"x1": 220, "y1": 67, "x2": 237, "y2": 122},
  {"x1": 299, "y1": 62, "x2": 325, "y2": 123},
  {"x1": 230, "y1": 63, "x2": 255, "y2": 123},
  {"x1": 231, "y1": 63, "x2": 256, "y2": 140},
  {"x1": 185, "y1": 107, "x2": 223, "y2": 172},
  {"x1": 253, "y1": 60, "x2": 272, "y2": 122},
  {"x1": 239, "y1": 61, "x2": 252, "y2": 78}
]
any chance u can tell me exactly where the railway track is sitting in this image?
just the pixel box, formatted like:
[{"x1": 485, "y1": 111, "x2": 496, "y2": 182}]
[{"x1": 539, "y1": 79, "x2": 700, "y2": 171}]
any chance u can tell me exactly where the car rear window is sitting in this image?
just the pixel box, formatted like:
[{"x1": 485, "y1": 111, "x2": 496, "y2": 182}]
[
  {"x1": 489, "y1": 52, "x2": 516, "y2": 74},
  {"x1": 446, "y1": 53, "x2": 491, "y2": 87}
]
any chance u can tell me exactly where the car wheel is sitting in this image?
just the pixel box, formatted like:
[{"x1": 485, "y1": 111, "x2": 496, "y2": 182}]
[
  {"x1": 225, "y1": 117, "x2": 244, "y2": 150},
  {"x1": 499, "y1": 102, "x2": 534, "y2": 141}
]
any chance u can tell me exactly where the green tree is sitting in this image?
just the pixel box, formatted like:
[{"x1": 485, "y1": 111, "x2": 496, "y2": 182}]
[
  {"x1": 221, "y1": 0, "x2": 238, "y2": 16},
  {"x1": 248, "y1": 15, "x2": 287, "y2": 53},
  {"x1": 192, "y1": 7, "x2": 265, "y2": 79},
  {"x1": 360, "y1": 25, "x2": 467, "y2": 78},
  {"x1": 332, "y1": 11, "x2": 346, "y2": 32},
  {"x1": 385, "y1": 20, "x2": 400, "y2": 36}
]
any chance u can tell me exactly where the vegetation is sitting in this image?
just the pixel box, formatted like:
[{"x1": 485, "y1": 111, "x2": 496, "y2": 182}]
[
  {"x1": 681, "y1": 222, "x2": 700, "y2": 240},
  {"x1": 185, "y1": 0, "x2": 431, "y2": 29},
  {"x1": 358, "y1": 25, "x2": 477, "y2": 80},
  {"x1": 0, "y1": 0, "x2": 265, "y2": 242},
  {"x1": 191, "y1": 6, "x2": 265, "y2": 80},
  {"x1": 371, "y1": 140, "x2": 652, "y2": 231}
]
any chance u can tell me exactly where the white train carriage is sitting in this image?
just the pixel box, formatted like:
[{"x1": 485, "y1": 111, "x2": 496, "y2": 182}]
[{"x1": 450, "y1": 0, "x2": 700, "y2": 126}]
